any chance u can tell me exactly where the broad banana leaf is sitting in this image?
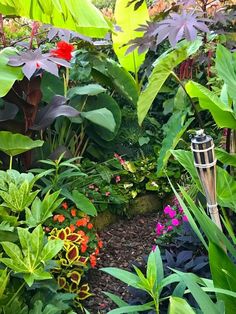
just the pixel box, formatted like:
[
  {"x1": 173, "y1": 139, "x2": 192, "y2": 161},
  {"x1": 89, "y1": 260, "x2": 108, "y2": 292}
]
[
  {"x1": 0, "y1": 0, "x2": 109, "y2": 38},
  {"x1": 112, "y1": 0, "x2": 149, "y2": 73}
]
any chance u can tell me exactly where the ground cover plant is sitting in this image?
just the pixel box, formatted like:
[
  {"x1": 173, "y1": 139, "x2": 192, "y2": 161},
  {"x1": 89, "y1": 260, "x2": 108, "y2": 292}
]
[{"x1": 0, "y1": 0, "x2": 236, "y2": 313}]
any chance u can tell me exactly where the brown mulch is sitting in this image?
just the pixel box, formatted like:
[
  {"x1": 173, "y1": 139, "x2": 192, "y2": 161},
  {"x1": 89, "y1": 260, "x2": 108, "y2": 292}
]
[{"x1": 84, "y1": 211, "x2": 160, "y2": 314}]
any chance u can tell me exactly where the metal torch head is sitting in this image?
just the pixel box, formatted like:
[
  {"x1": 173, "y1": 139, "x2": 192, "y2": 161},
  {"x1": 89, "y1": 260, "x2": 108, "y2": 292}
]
[{"x1": 191, "y1": 130, "x2": 217, "y2": 207}]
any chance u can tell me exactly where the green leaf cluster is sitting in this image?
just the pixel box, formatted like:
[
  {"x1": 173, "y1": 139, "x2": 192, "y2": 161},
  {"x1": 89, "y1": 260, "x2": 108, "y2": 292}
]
[{"x1": 0, "y1": 225, "x2": 63, "y2": 286}]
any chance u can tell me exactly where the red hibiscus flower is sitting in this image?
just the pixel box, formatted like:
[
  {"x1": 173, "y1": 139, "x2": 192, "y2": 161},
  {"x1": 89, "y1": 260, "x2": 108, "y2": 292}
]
[{"x1": 50, "y1": 41, "x2": 74, "y2": 61}]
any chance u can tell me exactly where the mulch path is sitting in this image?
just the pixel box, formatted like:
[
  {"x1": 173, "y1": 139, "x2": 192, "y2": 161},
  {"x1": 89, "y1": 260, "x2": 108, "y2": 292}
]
[{"x1": 84, "y1": 211, "x2": 160, "y2": 314}]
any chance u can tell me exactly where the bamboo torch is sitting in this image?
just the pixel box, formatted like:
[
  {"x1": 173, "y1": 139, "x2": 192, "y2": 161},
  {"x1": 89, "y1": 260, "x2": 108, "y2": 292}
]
[{"x1": 191, "y1": 129, "x2": 223, "y2": 231}]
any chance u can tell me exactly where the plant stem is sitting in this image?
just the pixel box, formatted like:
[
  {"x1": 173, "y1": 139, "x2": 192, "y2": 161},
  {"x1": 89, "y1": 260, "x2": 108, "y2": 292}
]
[
  {"x1": 9, "y1": 156, "x2": 13, "y2": 170},
  {"x1": 171, "y1": 71, "x2": 204, "y2": 129}
]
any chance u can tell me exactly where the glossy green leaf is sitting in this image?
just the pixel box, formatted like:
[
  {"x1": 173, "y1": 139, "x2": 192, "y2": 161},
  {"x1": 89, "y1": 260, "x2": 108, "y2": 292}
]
[
  {"x1": 0, "y1": 131, "x2": 44, "y2": 157},
  {"x1": 173, "y1": 270, "x2": 221, "y2": 314},
  {"x1": 215, "y1": 148, "x2": 236, "y2": 167},
  {"x1": 215, "y1": 44, "x2": 236, "y2": 103},
  {"x1": 168, "y1": 297, "x2": 195, "y2": 314},
  {"x1": 92, "y1": 58, "x2": 139, "y2": 105},
  {"x1": 67, "y1": 84, "x2": 106, "y2": 98},
  {"x1": 185, "y1": 81, "x2": 236, "y2": 129},
  {"x1": 137, "y1": 39, "x2": 202, "y2": 125},
  {"x1": 41, "y1": 72, "x2": 64, "y2": 103},
  {"x1": 0, "y1": 181, "x2": 39, "y2": 212},
  {"x1": 41, "y1": 239, "x2": 64, "y2": 261},
  {"x1": 85, "y1": 93, "x2": 121, "y2": 141},
  {"x1": 112, "y1": 0, "x2": 149, "y2": 73},
  {"x1": 0, "y1": 225, "x2": 63, "y2": 286},
  {"x1": 25, "y1": 190, "x2": 63, "y2": 227},
  {"x1": 0, "y1": 48, "x2": 24, "y2": 97},
  {"x1": 67, "y1": 190, "x2": 97, "y2": 216},
  {"x1": 209, "y1": 242, "x2": 236, "y2": 313},
  {"x1": 101, "y1": 267, "x2": 141, "y2": 288},
  {"x1": 156, "y1": 113, "x2": 193, "y2": 176},
  {"x1": 0, "y1": 0, "x2": 109, "y2": 38},
  {"x1": 82, "y1": 108, "x2": 116, "y2": 132}
]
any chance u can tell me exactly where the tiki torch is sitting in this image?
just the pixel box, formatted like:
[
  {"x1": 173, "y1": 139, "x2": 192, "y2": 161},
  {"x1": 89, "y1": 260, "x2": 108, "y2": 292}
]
[{"x1": 191, "y1": 129, "x2": 223, "y2": 231}]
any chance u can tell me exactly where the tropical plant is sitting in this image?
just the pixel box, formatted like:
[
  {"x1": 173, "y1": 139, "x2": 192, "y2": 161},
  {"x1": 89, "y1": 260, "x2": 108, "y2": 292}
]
[{"x1": 0, "y1": 0, "x2": 109, "y2": 38}]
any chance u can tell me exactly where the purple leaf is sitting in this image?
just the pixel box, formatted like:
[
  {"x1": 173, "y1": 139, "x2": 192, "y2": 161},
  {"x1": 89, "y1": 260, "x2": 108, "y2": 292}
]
[
  {"x1": 0, "y1": 102, "x2": 18, "y2": 121},
  {"x1": 8, "y1": 49, "x2": 71, "y2": 80},
  {"x1": 31, "y1": 95, "x2": 80, "y2": 130}
]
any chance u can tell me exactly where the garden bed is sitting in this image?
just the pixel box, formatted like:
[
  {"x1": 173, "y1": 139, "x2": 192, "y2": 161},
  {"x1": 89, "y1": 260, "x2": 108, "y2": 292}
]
[{"x1": 85, "y1": 211, "x2": 160, "y2": 313}]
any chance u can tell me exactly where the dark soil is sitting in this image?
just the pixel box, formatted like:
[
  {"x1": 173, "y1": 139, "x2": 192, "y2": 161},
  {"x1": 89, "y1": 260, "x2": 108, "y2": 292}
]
[{"x1": 84, "y1": 211, "x2": 160, "y2": 314}]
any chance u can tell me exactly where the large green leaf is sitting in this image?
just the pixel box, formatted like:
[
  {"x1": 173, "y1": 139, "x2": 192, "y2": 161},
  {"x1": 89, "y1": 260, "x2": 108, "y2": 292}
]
[
  {"x1": 0, "y1": 131, "x2": 44, "y2": 157},
  {"x1": 215, "y1": 148, "x2": 236, "y2": 167},
  {"x1": 40, "y1": 72, "x2": 64, "y2": 103},
  {"x1": 92, "y1": 58, "x2": 139, "y2": 105},
  {"x1": 156, "y1": 113, "x2": 193, "y2": 176},
  {"x1": 0, "y1": 0, "x2": 109, "y2": 38},
  {"x1": 81, "y1": 108, "x2": 116, "y2": 132},
  {"x1": 215, "y1": 44, "x2": 236, "y2": 103},
  {"x1": 67, "y1": 84, "x2": 106, "y2": 98},
  {"x1": 168, "y1": 297, "x2": 195, "y2": 314},
  {"x1": 137, "y1": 39, "x2": 202, "y2": 125},
  {"x1": 185, "y1": 81, "x2": 236, "y2": 129},
  {"x1": 209, "y1": 242, "x2": 236, "y2": 313},
  {"x1": 64, "y1": 190, "x2": 97, "y2": 216},
  {"x1": 0, "y1": 48, "x2": 24, "y2": 97},
  {"x1": 112, "y1": 0, "x2": 149, "y2": 73},
  {"x1": 85, "y1": 93, "x2": 121, "y2": 141}
]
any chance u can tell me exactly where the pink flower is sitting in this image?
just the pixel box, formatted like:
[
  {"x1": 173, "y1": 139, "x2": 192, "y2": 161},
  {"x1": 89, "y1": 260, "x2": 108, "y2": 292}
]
[
  {"x1": 105, "y1": 191, "x2": 111, "y2": 197},
  {"x1": 115, "y1": 176, "x2": 121, "y2": 183},
  {"x1": 152, "y1": 245, "x2": 156, "y2": 252},
  {"x1": 167, "y1": 225, "x2": 173, "y2": 232},
  {"x1": 183, "y1": 215, "x2": 188, "y2": 222},
  {"x1": 89, "y1": 184, "x2": 95, "y2": 189},
  {"x1": 114, "y1": 152, "x2": 125, "y2": 165},
  {"x1": 171, "y1": 218, "x2": 180, "y2": 226},
  {"x1": 178, "y1": 206, "x2": 183, "y2": 213},
  {"x1": 164, "y1": 206, "x2": 176, "y2": 218},
  {"x1": 156, "y1": 223, "x2": 165, "y2": 235}
]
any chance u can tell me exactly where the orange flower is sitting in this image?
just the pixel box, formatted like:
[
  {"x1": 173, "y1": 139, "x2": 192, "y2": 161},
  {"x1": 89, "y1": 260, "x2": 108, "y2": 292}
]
[
  {"x1": 76, "y1": 218, "x2": 88, "y2": 227},
  {"x1": 81, "y1": 244, "x2": 87, "y2": 253},
  {"x1": 69, "y1": 224, "x2": 76, "y2": 232},
  {"x1": 61, "y1": 202, "x2": 68, "y2": 210},
  {"x1": 71, "y1": 208, "x2": 77, "y2": 217},
  {"x1": 87, "y1": 223, "x2": 93, "y2": 230},
  {"x1": 98, "y1": 240, "x2": 103, "y2": 248},
  {"x1": 90, "y1": 254, "x2": 97, "y2": 268},
  {"x1": 77, "y1": 230, "x2": 85, "y2": 237},
  {"x1": 95, "y1": 248, "x2": 99, "y2": 255},
  {"x1": 57, "y1": 215, "x2": 65, "y2": 223},
  {"x1": 53, "y1": 214, "x2": 59, "y2": 222}
]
